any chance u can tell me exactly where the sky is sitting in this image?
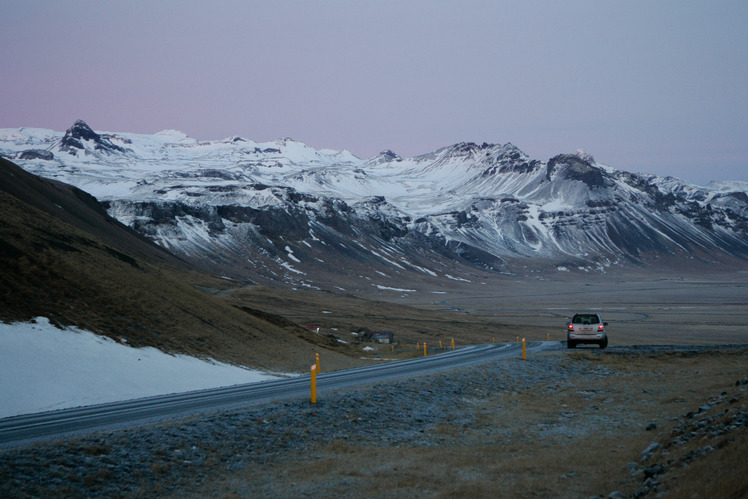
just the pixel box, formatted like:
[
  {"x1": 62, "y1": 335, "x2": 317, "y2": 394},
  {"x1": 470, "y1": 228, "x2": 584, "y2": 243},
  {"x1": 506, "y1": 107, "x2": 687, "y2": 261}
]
[{"x1": 2, "y1": 1, "x2": 746, "y2": 186}]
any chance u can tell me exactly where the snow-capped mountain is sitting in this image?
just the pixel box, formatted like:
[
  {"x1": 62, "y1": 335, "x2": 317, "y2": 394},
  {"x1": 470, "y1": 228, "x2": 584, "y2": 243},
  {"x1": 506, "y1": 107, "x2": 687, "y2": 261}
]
[{"x1": 2, "y1": 120, "x2": 747, "y2": 291}]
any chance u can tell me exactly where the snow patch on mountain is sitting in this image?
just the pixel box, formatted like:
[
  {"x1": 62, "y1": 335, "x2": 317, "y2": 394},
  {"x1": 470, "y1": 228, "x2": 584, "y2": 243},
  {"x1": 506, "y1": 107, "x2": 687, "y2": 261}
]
[{"x1": 2, "y1": 120, "x2": 747, "y2": 287}]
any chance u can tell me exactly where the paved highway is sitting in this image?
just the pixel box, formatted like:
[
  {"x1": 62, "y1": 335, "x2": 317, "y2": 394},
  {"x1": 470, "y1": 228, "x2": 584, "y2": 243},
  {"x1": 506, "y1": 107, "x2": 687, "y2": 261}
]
[{"x1": 0, "y1": 341, "x2": 561, "y2": 448}]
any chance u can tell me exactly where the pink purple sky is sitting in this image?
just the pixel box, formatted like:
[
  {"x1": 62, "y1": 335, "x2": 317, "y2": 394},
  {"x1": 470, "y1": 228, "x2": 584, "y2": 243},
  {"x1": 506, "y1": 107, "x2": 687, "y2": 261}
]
[{"x1": 2, "y1": 1, "x2": 746, "y2": 185}]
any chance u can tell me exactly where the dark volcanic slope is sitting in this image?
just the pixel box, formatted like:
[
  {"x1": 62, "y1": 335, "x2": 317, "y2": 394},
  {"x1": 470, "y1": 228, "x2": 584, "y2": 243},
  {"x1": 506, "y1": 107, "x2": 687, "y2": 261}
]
[
  {"x1": 0, "y1": 157, "x2": 184, "y2": 269},
  {"x1": 0, "y1": 158, "x2": 362, "y2": 372}
]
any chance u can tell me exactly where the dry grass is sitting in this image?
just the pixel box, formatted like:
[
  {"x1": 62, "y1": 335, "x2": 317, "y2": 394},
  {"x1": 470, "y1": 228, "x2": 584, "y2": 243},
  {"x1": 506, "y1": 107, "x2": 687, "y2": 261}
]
[
  {"x1": 223, "y1": 285, "x2": 525, "y2": 347},
  {"x1": 186, "y1": 349, "x2": 748, "y2": 498},
  {"x1": 665, "y1": 431, "x2": 748, "y2": 498},
  {"x1": 0, "y1": 190, "x2": 363, "y2": 373}
]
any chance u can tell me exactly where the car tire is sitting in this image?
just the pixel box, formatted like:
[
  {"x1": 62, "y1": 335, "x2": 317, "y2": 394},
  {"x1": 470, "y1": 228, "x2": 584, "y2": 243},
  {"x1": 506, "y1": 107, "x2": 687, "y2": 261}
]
[{"x1": 599, "y1": 337, "x2": 608, "y2": 349}]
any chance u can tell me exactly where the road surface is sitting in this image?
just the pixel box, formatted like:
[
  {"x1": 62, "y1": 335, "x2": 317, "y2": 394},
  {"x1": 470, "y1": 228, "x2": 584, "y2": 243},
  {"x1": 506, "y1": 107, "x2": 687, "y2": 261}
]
[{"x1": 0, "y1": 341, "x2": 561, "y2": 448}]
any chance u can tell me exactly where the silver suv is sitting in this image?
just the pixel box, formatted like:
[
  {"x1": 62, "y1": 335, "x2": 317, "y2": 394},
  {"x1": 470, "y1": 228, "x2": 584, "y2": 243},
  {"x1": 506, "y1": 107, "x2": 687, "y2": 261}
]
[{"x1": 567, "y1": 313, "x2": 608, "y2": 349}]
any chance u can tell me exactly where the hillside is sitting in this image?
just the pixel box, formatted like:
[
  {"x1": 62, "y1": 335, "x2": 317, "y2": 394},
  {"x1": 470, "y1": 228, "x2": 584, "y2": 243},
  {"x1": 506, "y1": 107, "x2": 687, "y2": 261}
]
[{"x1": 0, "y1": 157, "x2": 363, "y2": 372}]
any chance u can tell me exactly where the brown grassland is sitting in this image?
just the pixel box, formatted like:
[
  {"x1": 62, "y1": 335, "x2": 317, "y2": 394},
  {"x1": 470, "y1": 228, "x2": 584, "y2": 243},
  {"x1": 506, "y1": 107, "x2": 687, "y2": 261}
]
[{"x1": 187, "y1": 349, "x2": 748, "y2": 498}]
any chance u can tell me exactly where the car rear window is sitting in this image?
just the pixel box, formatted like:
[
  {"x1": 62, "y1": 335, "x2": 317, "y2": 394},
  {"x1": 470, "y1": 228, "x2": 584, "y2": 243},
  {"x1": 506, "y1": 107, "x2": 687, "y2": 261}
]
[{"x1": 571, "y1": 314, "x2": 600, "y2": 324}]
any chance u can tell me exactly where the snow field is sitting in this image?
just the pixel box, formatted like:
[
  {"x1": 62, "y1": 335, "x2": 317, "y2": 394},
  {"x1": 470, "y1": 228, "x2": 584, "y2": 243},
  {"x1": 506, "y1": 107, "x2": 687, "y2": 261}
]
[{"x1": 0, "y1": 318, "x2": 286, "y2": 418}]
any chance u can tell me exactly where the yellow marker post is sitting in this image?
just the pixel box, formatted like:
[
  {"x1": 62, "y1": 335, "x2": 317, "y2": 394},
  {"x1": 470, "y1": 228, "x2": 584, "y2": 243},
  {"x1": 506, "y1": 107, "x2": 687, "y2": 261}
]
[
  {"x1": 516, "y1": 336, "x2": 519, "y2": 343},
  {"x1": 316, "y1": 353, "x2": 320, "y2": 373},
  {"x1": 492, "y1": 337, "x2": 495, "y2": 343},
  {"x1": 439, "y1": 340, "x2": 443, "y2": 349},
  {"x1": 423, "y1": 342, "x2": 428, "y2": 356},
  {"x1": 310, "y1": 364, "x2": 317, "y2": 404},
  {"x1": 451, "y1": 338, "x2": 455, "y2": 350},
  {"x1": 522, "y1": 338, "x2": 526, "y2": 360},
  {"x1": 547, "y1": 333, "x2": 550, "y2": 341}
]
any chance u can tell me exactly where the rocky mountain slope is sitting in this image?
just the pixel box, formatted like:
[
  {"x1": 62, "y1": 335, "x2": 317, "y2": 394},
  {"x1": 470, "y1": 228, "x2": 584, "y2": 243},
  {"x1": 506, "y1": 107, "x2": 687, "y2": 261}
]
[
  {"x1": 0, "y1": 156, "x2": 361, "y2": 371},
  {"x1": 3, "y1": 120, "x2": 747, "y2": 293}
]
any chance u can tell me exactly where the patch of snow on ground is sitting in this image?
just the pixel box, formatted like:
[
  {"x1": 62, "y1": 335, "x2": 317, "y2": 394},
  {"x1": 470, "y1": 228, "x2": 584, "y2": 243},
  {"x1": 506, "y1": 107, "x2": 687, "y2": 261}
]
[
  {"x1": 278, "y1": 259, "x2": 305, "y2": 275},
  {"x1": 445, "y1": 274, "x2": 471, "y2": 282},
  {"x1": 373, "y1": 285, "x2": 416, "y2": 292},
  {"x1": 0, "y1": 318, "x2": 287, "y2": 418},
  {"x1": 285, "y1": 245, "x2": 300, "y2": 263},
  {"x1": 541, "y1": 199, "x2": 573, "y2": 212}
]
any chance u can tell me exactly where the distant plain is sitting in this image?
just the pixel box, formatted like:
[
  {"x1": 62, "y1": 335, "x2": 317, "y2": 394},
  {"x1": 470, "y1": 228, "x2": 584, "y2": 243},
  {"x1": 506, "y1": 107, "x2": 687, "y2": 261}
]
[
  {"x1": 234, "y1": 266, "x2": 748, "y2": 352},
  {"x1": 398, "y1": 267, "x2": 748, "y2": 347}
]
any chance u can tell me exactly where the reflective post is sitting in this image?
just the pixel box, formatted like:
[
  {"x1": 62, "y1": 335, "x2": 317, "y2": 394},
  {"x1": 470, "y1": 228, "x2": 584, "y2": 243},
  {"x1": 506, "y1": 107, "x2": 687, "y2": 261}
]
[
  {"x1": 310, "y1": 364, "x2": 317, "y2": 404},
  {"x1": 522, "y1": 338, "x2": 526, "y2": 360},
  {"x1": 423, "y1": 342, "x2": 427, "y2": 356},
  {"x1": 316, "y1": 352, "x2": 320, "y2": 373}
]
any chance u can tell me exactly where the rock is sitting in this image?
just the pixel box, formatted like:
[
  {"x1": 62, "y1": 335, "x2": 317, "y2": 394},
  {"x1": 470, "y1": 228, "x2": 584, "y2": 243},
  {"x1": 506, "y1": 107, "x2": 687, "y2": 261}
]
[
  {"x1": 18, "y1": 149, "x2": 54, "y2": 160},
  {"x1": 645, "y1": 423, "x2": 657, "y2": 431},
  {"x1": 640, "y1": 441, "x2": 660, "y2": 461},
  {"x1": 644, "y1": 464, "x2": 665, "y2": 478},
  {"x1": 627, "y1": 462, "x2": 642, "y2": 476}
]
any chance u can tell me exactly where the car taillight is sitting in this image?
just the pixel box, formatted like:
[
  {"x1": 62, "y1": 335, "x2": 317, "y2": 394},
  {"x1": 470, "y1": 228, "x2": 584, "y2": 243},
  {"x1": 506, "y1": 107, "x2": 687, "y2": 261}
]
[
  {"x1": 568, "y1": 324, "x2": 574, "y2": 330},
  {"x1": 598, "y1": 324, "x2": 604, "y2": 331}
]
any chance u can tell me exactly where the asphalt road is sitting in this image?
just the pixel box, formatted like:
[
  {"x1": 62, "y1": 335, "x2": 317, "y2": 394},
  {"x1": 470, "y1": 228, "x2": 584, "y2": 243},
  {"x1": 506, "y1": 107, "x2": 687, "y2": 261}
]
[{"x1": 0, "y1": 341, "x2": 561, "y2": 449}]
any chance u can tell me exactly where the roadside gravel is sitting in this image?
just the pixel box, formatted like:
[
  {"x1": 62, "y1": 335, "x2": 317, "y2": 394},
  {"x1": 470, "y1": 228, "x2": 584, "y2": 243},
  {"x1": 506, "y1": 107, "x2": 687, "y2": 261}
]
[{"x1": 1, "y1": 344, "x2": 746, "y2": 498}]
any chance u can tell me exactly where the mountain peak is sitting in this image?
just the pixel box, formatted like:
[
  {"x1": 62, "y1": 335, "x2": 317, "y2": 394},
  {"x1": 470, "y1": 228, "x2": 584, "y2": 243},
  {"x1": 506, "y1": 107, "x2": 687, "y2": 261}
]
[
  {"x1": 364, "y1": 149, "x2": 403, "y2": 166},
  {"x1": 61, "y1": 120, "x2": 100, "y2": 148},
  {"x1": 379, "y1": 149, "x2": 402, "y2": 162},
  {"x1": 60, "y1": 120, "x2": 126, "y2": 155},
  {"x1": 154, "y1": 129, "x2": 190, "y2": 140},
  {"x1": 546, "y1": 153, "x2": 606, "y2": 188}
]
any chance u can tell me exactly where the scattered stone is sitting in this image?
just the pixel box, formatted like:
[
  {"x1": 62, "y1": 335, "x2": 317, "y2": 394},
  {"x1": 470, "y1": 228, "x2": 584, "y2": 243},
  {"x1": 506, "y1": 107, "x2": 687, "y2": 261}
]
[
  {"x1": 644, "y1": 464, "x2": 665, "y2": 478},
  {"x1": 640, "y1": 442, "x2": 660, "y2": 461},
  {"x1": 645, "y1": 423, "x2": 657, "y2": 431},
  {"x1": 627, "y1": 462, "x2": 642, "y2": 476}
]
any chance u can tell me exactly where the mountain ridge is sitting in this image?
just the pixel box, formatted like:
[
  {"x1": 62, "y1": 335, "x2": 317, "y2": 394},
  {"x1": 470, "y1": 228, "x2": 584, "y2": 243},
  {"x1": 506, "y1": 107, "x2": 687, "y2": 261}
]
[{"x1": 2, "y1": 120, "x2": 747, "y2": 294}]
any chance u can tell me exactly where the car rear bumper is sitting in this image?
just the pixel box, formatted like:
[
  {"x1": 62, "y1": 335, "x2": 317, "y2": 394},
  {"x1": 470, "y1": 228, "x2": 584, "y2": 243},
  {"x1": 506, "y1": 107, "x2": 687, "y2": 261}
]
[{"x1": 567, "y1": 333, "x2": 606, "y2": 342}]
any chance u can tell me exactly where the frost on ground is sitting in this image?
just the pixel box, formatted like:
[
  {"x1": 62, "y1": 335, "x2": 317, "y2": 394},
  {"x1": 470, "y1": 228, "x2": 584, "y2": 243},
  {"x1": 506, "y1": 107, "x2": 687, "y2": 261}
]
[
  {"x1": 1, "y1": 347, "x2": 745, "y2": 498},
  {"x1": 0, "y1": 318, "x2": 285, "y2": 418}
]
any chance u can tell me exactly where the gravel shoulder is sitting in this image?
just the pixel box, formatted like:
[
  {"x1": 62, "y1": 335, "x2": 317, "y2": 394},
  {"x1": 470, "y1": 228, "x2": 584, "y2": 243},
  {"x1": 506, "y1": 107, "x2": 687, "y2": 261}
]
[{"x1": 2, "y1": 345, "x2": 747, "y2": 498}]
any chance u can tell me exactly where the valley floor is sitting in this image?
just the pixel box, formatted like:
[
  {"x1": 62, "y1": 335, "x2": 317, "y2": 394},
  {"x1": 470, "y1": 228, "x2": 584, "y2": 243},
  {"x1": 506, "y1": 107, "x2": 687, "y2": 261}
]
[{"x1": 2, "y1": 346, "x2": 747, "y2": 498}]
